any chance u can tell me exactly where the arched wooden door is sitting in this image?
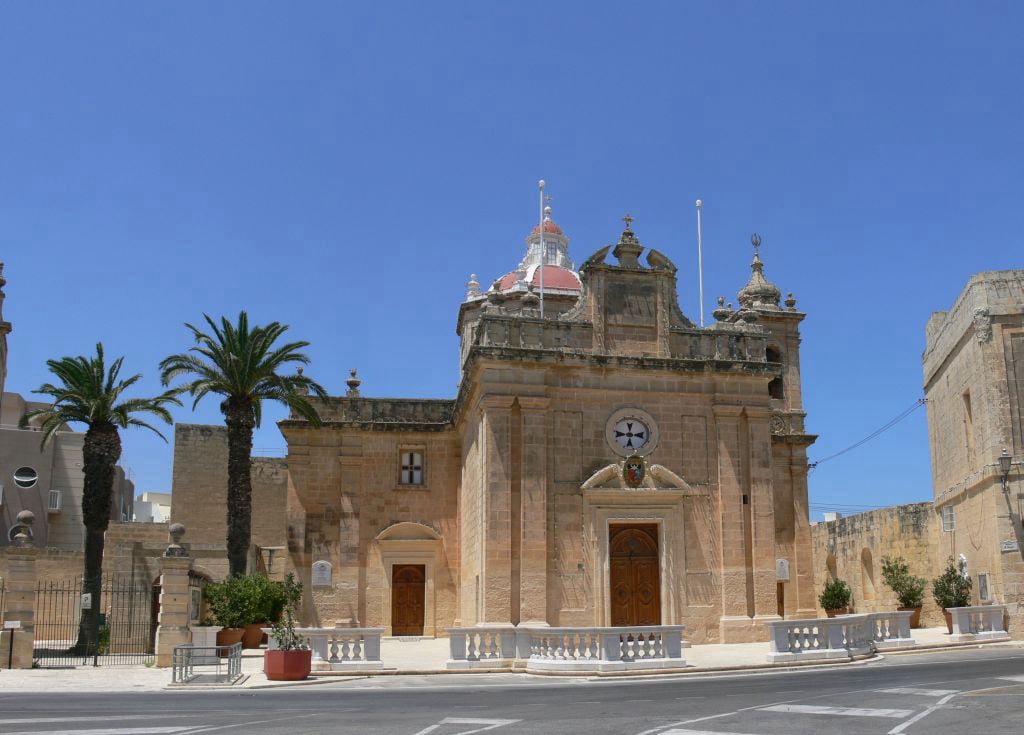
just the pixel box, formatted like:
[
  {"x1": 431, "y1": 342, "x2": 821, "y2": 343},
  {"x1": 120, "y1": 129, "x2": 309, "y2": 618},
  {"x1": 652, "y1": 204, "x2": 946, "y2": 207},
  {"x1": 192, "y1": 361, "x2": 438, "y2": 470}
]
[
  {"x1": 609, "y1": 524, "x2": 661, "y2": 626},
  {"x1": 391, "y1": 564, "x2": 426, "y2": 635}
]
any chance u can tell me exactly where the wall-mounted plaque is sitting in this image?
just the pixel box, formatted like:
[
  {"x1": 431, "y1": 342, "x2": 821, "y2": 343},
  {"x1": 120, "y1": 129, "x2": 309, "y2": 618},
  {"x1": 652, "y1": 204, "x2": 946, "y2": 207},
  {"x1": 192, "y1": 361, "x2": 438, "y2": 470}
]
[
  {"x1": 312, "y1": 560, "x2": 332, "y2": 587},
  {"x1": 776, "y1": 559, "x2": 791, "y2": 581},
  {"x1": 1001, "y1": 539, "x2": 1019, "y2": 553}
]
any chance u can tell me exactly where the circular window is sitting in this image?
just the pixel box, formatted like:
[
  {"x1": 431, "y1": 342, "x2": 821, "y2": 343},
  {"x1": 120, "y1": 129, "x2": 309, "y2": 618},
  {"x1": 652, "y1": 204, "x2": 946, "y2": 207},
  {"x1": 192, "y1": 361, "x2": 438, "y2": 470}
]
[
  {"x1": 604, "y1": 408, "x2": 659, "y2": 457},
  {"x1": 13, "y1": 467, "x2": 38, "y2": 489}
]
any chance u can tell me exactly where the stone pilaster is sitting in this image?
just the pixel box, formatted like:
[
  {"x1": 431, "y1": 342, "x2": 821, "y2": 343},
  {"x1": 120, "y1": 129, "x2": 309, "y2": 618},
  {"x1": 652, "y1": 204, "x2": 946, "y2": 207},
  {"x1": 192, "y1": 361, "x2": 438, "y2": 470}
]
[
  {"x1": 748, "y1": 409, "x2": 781, "y2": 629},
  {"x1": 480, "y1": 395, "x2": 515, "y2": 625},
  {"x1": 155, "y1": 523, "x2": 193, "y2": 668},
  {"x1": 714, "y1": 406, "x2": 753, "y2": 642},
  {"x1": 790, "y1": 453, "x2": 817, "y2": 617},
  {"x1": 1, "y1": 511, "x2": 37, "y2": 669},
  {"x1": 518, "y1": 396, "x2": 549, "y2": 625}
]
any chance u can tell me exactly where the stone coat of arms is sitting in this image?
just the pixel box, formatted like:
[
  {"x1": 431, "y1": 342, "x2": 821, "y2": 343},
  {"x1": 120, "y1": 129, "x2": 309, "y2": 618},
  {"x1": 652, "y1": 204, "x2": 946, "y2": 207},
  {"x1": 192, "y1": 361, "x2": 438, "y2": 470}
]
[{"x1": 623, "y1": 455, "x2": 646, "y2": 487}]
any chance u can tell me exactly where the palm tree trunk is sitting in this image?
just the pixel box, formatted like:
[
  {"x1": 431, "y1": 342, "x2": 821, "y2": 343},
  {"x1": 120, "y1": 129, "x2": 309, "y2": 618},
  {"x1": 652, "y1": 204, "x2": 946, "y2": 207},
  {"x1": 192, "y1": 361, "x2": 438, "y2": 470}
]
[
  {"x1": 224, "y1": 400, "x2": 255, "y2": 577},
  {"x1": 74, "y1": 423, "x2": 120, "y2": 653}
]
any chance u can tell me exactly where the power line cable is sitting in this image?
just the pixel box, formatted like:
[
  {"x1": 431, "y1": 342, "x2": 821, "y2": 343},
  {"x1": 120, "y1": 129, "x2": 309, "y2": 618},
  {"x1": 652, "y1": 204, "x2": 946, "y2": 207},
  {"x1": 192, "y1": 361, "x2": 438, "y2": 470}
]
[{"x1": 808, "y1": 398, "x2": 926, "y2": 471}]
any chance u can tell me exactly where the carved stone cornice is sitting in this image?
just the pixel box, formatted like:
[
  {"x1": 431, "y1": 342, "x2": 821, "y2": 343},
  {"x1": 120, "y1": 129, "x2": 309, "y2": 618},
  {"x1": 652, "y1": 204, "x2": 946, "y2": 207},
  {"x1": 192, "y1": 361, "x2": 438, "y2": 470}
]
[{"x1": 516, "y1": 396, "x2": 550, "y2": 411}]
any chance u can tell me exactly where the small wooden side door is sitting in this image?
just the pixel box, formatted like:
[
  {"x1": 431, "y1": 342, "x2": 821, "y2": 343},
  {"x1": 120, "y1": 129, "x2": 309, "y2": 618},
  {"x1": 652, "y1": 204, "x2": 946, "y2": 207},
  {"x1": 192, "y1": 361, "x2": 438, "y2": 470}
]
[{"x1": 391, "y1": 564, "x2": 426, "y2": 636}]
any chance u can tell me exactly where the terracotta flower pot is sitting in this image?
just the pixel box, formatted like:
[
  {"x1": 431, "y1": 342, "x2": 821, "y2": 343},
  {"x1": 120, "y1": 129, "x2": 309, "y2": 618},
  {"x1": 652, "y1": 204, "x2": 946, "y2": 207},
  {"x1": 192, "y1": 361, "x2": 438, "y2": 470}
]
[
  {"x1": 264, "y1": 649, "x2": 312, "y2": 681},
  {"x1": 243, "y1": 622, "x2": 267, "y2": 649},
  {"x1": 824, "y1": 607, "x2": 849, "y2": 618},
  {"x1": 898, "y1": 606, "x2": 923, "y2": 629},
  {"x1": 216, "y1": 627, "x2": 245, "y2": 648},
  {"x1": 943, "y1": 609, "x2": 953, "y2": 634}
]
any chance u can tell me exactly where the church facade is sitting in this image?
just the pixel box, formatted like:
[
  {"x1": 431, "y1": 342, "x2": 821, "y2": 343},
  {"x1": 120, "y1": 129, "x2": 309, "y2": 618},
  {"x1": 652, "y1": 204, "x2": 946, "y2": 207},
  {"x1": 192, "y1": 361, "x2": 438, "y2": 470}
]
[{"x1": 278, "y1": 210, "x2": 817, "y2": 643}]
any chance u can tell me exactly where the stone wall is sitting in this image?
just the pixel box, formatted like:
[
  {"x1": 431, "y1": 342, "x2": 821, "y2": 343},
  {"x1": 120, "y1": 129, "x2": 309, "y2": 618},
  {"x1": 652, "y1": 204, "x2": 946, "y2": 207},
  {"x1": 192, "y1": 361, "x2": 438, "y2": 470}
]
[
  {"x1": 811, "y1": 503, "x2": 944, "y2": 626},
  {"x1": 171, "y1": 423, "x2": 288, "y2": 552}
]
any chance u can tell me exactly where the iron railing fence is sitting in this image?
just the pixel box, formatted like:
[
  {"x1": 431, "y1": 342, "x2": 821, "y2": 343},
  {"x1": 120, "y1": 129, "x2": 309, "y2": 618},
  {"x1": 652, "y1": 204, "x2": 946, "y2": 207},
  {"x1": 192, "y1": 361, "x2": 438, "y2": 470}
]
[
  {"x1": 171, "y1": 643, "x2": 243, "y2": 685},
  {"x1": 34, "y1": 575, "x2": 155, "y2": 667}
]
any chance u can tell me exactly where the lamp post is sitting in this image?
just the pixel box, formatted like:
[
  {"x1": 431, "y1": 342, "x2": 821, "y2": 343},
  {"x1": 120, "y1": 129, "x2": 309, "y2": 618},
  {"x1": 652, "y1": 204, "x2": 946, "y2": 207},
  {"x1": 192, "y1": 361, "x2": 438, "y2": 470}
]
[{"x1": 999, "y1": 448, "x2": 1012, "y2": 493}]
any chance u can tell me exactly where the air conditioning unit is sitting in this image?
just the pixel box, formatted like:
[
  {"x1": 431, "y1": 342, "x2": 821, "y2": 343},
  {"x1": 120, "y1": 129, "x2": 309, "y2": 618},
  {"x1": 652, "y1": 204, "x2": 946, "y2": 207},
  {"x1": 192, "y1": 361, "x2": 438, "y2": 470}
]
[{"x1": 48, "y1": 489, "x2": 63, "y2": 512}]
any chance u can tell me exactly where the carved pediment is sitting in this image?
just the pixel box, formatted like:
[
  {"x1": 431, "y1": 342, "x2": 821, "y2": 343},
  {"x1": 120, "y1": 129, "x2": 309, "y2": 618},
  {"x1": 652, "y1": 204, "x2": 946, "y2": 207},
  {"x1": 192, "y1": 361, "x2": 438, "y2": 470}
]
[{"x1": 581, "y1": 461, "x2": 697, "y2": 494}]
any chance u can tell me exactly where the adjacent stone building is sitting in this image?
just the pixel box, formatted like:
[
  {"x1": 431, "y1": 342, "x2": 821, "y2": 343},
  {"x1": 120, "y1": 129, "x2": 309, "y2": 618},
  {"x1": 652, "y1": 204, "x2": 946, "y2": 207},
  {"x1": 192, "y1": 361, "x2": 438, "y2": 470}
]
[
  {"x1": 812, "y1": 270, "x2": 1024, "y2": 637},
  {"x1": 0, "y1": 264, "x2": 134, "y2": 550},
  {"x1": 177, "y1": 210, "x2": 817, "y2": 643}
]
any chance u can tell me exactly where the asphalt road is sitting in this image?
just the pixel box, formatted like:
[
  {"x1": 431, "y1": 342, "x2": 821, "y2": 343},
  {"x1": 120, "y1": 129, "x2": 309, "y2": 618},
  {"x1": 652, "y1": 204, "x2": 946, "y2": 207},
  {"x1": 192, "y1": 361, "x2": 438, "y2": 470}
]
[{"x1": 1, "y1": 647, "x2": 1023, "y2": 735}]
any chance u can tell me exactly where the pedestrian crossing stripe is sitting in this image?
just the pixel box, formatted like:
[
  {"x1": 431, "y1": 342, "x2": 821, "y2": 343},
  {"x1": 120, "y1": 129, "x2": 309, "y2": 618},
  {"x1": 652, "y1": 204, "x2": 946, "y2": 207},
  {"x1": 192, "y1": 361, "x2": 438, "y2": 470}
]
[
  {"x1": 759, "y1": 704, "x2": 914, "y2": 718},
  {"x1": 875, "y1": 687, "x2": 959, "y2": 697}
]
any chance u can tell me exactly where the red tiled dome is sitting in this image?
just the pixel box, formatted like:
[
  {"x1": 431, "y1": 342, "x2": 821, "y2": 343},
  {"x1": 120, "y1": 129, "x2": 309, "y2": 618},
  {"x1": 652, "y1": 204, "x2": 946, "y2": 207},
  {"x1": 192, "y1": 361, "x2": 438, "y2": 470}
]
[
  {"x1": 529, "y1": 220, "x2": 564, "y2": 237},
  {"x1": 497, "y1": 265, "x2": 581, "y2": 292}
]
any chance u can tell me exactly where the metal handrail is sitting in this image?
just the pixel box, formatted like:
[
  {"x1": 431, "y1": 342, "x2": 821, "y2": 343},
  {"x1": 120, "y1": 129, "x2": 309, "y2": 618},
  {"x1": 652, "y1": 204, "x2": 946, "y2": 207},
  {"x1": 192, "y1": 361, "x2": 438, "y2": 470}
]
[{"x1": 171, "y1": 642, "x2": 242, "y2": 684}]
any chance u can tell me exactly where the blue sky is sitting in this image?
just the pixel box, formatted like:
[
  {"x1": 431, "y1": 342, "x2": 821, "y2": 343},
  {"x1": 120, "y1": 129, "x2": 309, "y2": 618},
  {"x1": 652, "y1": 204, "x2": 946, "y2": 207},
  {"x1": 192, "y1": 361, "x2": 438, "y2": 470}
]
[{"x1": 2, "y1": 2, "x2": 1021, "y2": 519}]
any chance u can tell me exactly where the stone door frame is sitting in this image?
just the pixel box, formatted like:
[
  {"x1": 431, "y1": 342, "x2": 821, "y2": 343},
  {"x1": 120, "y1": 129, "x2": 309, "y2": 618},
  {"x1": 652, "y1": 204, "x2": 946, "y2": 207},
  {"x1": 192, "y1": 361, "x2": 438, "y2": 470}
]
[
  {"x1": 585, "y1": 498, "x2": 685, "y2": 627},
  {"x1": 376, "y1": 522, "x2": 442, "y2": 637}
]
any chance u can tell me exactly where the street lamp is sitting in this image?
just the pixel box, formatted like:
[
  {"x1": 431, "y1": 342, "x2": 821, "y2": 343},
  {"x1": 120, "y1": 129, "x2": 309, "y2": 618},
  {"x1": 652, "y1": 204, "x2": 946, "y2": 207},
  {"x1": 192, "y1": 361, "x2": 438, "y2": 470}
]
[{"x1": 999, "y1": 448, "x2": 1012, "y2": 493}]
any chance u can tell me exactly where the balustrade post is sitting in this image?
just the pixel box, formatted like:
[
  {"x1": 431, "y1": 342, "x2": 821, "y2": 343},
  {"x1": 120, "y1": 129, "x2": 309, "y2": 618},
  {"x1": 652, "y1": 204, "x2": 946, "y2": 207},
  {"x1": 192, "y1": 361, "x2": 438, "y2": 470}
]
[
  {"x1": 598, "y1": 630, "x2": 622, "y2": 663},
  {"x1": 363, "y1": 630, "x2": 382, "y2": 663},
  {"x1": 0, "y1": 511, "x2": 37, "y2": 669},
  {"x1": 448, "y1": 630, "x2": 467, "y2": 661}
]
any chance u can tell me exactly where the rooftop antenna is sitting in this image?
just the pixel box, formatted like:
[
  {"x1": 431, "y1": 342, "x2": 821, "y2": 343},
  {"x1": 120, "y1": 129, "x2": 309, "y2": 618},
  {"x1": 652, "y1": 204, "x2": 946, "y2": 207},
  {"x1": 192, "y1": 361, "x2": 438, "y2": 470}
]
[
  {"x1": 696, "y1": 199, "x2": 705, "y2": 328},
  {"x1": 538, "y1": 179, "x2": 546, "y2": 318}
]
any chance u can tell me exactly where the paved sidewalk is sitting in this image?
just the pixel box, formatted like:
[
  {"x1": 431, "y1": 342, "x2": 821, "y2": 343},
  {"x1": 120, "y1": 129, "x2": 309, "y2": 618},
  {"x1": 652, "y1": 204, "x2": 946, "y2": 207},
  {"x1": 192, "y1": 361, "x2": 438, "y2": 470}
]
[{"x1": 0, "y1": 626, "x2": 1015, "y2": 692}]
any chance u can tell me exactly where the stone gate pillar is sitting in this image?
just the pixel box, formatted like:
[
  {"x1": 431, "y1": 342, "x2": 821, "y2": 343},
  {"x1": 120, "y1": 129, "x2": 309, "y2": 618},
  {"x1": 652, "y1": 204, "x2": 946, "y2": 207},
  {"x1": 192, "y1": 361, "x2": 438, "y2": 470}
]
[
  {"x1": 155, "y1": 523, "x2": 193, "y2": 668},
  {"x1": 0, "y1": 511, "x2": 37, "y2": 669}
]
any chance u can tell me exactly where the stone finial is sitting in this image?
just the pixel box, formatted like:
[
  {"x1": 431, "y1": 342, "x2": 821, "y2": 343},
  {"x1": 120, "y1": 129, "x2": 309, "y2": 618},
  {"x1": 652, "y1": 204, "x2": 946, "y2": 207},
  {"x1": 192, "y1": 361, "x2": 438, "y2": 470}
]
[
  {"x1": 612, "y1": 213, "x2": 643, "y2": 268},
  {"x1": 712, "y1": 296, "x2": 734, "y2": 322},
  {"x1": 294, "y1": 366, "x2": 309, "y2": 396},
  {"x1": 785, "y1": 292, "x2": 797, "y2": 311},
  {"x1": 13, "y1": 509, "x2": 34, "y2": 547},
  {"x1": 346, "y1": 368, "x2": 362, "y2": 397},
  {"x1": 521, "y1": 281, "x2": 540, "y2": 307},
  {"x1": 465, "y1": 273, "x2": 481, "y2": 301},
  {"x1": 737, "y1": 233, "x2": 781, "y2": 310},
  {"x1": 164, "y1": 522, "x2": 188, "y2": 557}
]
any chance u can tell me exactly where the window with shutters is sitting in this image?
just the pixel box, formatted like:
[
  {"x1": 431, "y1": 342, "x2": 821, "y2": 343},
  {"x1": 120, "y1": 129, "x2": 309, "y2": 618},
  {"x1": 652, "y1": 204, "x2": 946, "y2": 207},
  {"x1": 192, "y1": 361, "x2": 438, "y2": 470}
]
[
  {"x1": 399, "y1": 449, "x2": 425, "y2": 486},
  {"x1": 48, "y1": 489, "x2": 63, "y2": 512},
  {"x1": 941, "y1": 505, "x2": 956, "y2": 532}
]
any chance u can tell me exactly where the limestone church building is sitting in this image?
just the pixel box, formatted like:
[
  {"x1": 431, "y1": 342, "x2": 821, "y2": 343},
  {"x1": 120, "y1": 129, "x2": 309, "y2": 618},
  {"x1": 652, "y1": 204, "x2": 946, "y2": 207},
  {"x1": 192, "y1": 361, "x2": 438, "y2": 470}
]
[{"x1": 176, "y1": 208, "x2": 818, "y2": 644}]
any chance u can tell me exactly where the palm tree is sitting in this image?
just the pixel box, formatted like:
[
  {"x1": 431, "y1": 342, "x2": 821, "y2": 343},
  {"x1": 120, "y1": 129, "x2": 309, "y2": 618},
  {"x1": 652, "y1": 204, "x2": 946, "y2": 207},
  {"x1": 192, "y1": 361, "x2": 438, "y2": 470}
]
[
  {"x1": 160, "y1": 312, "x2": 326, "y2": 576},
  {"x1": 22, "y1": 343, "x2": 179, "y2": 652}
]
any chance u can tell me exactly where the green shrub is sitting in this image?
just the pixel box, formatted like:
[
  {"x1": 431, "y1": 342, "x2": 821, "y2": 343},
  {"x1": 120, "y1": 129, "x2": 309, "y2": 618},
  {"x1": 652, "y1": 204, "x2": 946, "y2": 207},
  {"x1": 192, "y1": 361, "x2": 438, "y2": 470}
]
[
  {"x1": 205, "y1": 574, "x2": 286, "y2": 628},
  {"x1": 881, "y1": 555, "x2": 927, "y2": 608},
  {"x1": 819, "y1": 578, "x2": 852, "y2": 610},
  {"x1": 932, "y1": 557, "x2": 972, "y2": 609},
  {"x1": 269, "y1": 573, "x2": 307, "y2": 651}
]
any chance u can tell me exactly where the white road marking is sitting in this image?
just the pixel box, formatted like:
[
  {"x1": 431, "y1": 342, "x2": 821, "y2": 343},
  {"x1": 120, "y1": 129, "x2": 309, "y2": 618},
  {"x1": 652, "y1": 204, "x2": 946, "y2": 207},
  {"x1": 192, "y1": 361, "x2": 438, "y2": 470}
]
[
  {"x1": 0, "y1": 717, "x2": 205, "y2": 725},
  {"x1": 0, "y1": 729, "x2": 194, "y2": 735},
  {"x1": 760, "y1": 704, "x2": 914, "y2": 718},
  {"x1": 888, "y1": 692, "x2": 959, "y2": 734},
  {"x1": 662, "y1": 730, "x2": 761, "y2": 735},
  {"x1": 412, "y1": 718, "x2": 521, "y2": 735},
  {"x1": 876, "y1": 687, "x2": 959, "y2": 697},
  {"x1": 997, "y1": 675, "x2": 1024, "y2": 682}
]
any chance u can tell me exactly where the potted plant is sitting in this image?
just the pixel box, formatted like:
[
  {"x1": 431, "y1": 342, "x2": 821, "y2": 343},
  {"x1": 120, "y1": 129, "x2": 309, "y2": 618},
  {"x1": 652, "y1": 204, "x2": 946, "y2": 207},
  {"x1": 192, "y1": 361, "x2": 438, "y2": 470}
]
[
  {"x1": 264, "y1": 573, "x2": 311, "y2": 681},
  {"x1": 205, "y1": 575, "x2": 256, "y2": 647},
  {"x1": 819, "y1": 578, "x2": 852, "y2": 617},
  {"x1": 932, "y1": 556, "x2": 972, "y2": 633},
  {"x1": 881, "y1": 555, "x2": 927, "y2": 628},
  {"x1": 242, "y1": 575, "x2": 287, "y2": 649}
]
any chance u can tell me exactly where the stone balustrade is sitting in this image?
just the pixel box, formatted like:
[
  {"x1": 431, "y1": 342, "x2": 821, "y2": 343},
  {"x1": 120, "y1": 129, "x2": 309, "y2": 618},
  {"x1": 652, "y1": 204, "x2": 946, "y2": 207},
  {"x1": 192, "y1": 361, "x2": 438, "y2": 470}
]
[
  {"x1": 948, "y1": 605, "x2": 1009, "y2": 643},
  {"x1": 447, "y1": 627, "x2": 517, "y2": 668},
  {"x1": 447, "y1": 625, "x2": 687, "y2": 673},
  {"x1": 766, "y1": 611, "x2": 915, "y2": 663},
  {"x1": 264, "y1": 627, "x2": 385, "y2": 671}
]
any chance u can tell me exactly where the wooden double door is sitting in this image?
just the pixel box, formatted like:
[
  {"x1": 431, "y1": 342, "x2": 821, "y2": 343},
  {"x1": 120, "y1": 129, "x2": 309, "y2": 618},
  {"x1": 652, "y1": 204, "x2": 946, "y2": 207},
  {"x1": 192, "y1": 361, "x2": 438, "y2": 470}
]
[
  {"x1": 391, "y1": 564, "x2": 426, "y2": 636},
  {"x1": 609, "y1": 524, "x2": 661, "y2": 626}
]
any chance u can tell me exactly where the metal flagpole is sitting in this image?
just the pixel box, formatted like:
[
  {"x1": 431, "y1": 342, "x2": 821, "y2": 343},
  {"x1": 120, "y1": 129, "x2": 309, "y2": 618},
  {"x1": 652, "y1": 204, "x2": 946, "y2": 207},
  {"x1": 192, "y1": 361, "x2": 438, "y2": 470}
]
[
  {"x1": 539, "y1": 179, "x2": 546, "y2": 319},
  {"x1": 696, "y1": 198, "x2": 705, "y2": 328}
]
